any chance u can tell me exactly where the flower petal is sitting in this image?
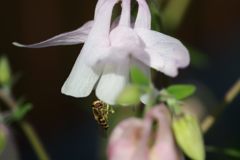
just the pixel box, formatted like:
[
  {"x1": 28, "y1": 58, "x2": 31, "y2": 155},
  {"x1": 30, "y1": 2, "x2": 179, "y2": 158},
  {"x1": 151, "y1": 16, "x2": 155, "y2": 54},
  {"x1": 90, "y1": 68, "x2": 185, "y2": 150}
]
[
  {"x1": 118, "y1": 0, "x2": 131, "y2": 27},
  {"x1": 109, "y1": 26, "x2": 143, "y2": 54},
  {"x1": 94, "y1": 0, "x2": 106, "y2": 18},
  {"x1": 96, "y1": 60, "x2": 129, "y2": 105},
  {"x1": 135, "y1": 0, "x2": 151, "y2": 29},
  {"x1": 13, "y1": 21, "x2": 93, "y2": 48},
  {"x1": 88, "y1": 0, "x2": 119, "y2": 46},
  {"x1": 147, "y1": 105, "x2": 183, "y2": 160},
  {"x1": 135, "y1": 28, "x2": 190, "y2": 77},
  {"x1": 62, "y1": 0, "x2": 119, "y2": 97},
  {"x1": 107, "y1": 118, "x2": 145, "y2": 160},
  {"x1": 83, "y1": 0, "x2": 120, "y2": 67},
  {"x1": 61, "y1": 53, "x2": 102, "y2": 97}
]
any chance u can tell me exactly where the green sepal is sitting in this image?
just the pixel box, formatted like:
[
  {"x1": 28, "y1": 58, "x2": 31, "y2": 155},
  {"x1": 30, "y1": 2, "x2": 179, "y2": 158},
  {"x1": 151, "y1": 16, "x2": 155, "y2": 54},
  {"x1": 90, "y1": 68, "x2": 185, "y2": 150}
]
[
  {"x1": 130, "y1": 67, "x2": 150, "y2": 87},
  {"x1": 116, "y1": 85, "x2": 141, "y2": 106}
]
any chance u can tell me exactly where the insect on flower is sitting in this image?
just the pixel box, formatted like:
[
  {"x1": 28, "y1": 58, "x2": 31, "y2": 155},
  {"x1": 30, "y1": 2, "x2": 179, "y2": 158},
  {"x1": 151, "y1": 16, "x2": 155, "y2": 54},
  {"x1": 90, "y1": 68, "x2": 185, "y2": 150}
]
[{"x1": 92, "y1": 100, "x2": 114, "y2": 130}]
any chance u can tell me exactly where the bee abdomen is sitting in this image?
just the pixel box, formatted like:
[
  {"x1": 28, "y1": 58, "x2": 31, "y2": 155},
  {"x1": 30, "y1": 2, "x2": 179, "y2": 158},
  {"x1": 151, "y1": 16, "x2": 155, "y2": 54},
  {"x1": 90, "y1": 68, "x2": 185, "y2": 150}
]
[{"x1": 100, "y1": 123, "x2": 109, "y2": 129}]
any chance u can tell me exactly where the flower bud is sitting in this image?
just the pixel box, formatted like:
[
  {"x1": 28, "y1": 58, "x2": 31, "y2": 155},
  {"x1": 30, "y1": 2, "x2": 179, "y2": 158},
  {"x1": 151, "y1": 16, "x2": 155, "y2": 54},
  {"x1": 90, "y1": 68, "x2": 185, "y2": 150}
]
[
  {"x1": 0, "y1": 124, "x2": 19, "y2": 160},
  {"x1": 0, "y1": 57, "x2": 11, "y2": 86},
  {"x1": 172, "y1": 114, "x2": 205, "y2": 160},
  {"x1": 107, "y1": 105, "x2": 183, "y2": 160},
  {"x1": 0, "y1": 124, "x2": 7, "y2": 153}
]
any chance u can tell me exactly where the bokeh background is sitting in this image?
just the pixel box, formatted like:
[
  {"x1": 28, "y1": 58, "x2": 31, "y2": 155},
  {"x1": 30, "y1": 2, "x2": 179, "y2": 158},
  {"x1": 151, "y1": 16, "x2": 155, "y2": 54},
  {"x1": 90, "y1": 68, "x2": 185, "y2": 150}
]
[{"x1": 1, "y1": 0, "x2": 240, "y2": 159}]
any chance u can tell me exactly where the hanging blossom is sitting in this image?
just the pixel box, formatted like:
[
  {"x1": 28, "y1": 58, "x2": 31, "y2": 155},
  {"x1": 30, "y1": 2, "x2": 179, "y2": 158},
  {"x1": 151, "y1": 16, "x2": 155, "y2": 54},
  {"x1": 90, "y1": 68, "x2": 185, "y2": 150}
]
[
  {"x1": 107, "y1": 104, "x2": 183, "y2": 160},
  {"x1": 13, "y1": 0, "x2": 189, "y2": 104}
]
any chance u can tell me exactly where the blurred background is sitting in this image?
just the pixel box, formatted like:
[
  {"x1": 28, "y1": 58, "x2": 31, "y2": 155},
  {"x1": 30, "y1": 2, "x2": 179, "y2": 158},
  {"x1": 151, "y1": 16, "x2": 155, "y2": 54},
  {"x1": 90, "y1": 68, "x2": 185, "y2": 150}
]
[{"x1": 0, "y1": 0, "x2": 240, "y2": 159}]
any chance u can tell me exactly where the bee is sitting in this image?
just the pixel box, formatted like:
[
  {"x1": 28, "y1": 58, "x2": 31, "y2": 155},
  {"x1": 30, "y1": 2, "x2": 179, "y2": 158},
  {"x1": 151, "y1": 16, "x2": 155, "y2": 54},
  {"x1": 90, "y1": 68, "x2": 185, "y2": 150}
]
[{"x1": 92, "y1": 100, "x2": 114, "y2": 130}]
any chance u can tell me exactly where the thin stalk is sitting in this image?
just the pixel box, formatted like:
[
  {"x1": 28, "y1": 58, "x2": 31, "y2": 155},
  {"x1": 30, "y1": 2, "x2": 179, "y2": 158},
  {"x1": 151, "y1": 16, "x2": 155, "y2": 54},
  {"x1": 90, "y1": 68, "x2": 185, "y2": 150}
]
[
  {"x1": 0, "y1": 88, "x2": 50, "y2": 160},
  {"x1": 201, "y1": 79, "x2": 240, "y2": 133}
]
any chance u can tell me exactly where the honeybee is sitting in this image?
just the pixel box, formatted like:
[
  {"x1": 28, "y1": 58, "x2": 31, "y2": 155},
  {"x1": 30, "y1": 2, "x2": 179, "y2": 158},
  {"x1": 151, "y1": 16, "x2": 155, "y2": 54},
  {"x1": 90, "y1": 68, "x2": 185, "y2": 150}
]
[{"x1": 92, "y1": 100, "x2": 114, "y2": 130}]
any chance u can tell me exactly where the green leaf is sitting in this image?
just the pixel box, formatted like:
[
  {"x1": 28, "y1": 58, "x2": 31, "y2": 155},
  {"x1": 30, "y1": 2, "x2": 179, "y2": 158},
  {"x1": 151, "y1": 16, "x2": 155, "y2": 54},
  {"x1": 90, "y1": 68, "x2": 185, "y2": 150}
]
[
  {"x1": 172, "y1": 114, "x2": 205, "y2": 160},
  {"x1": 166, "y1": 84, "x2": 196, "y2": 100},
  {"x1": 130, "y1": 67, "x2": 150, "y2": 87},
  {"x1": 116, "y1": 85, "x2": 141, "y2": 106},
  {"x1": 12, "y1": 103, "x2": 33, "y2": 121}
]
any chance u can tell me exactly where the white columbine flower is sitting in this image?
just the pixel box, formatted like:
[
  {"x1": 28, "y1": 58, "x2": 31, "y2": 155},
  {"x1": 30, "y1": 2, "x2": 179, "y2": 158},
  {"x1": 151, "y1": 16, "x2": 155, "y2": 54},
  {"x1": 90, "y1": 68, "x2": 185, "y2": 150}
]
[{"x1": 13, "y1": 0, "x2": 189, "y2": 104}]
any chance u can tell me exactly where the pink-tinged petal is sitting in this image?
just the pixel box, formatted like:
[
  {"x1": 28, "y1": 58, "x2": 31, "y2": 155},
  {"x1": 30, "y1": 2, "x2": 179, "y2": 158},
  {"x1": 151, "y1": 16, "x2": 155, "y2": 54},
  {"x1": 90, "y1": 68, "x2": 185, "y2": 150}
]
[
  {"x1": 83, "y1": 0, "x2": 120, "y2": 67},
  {"x1": 96, "y1": 60, "x2": 129, "y2": 104},
  {"x1": 13, "y1": 21, "x2": 93, "y2": 48},
  {"x1": 135, "y1": 28, "x2": 190, "y2": 77},
  {"x1": 110, "y1": 27, "x2": 142, "y2": 53},
  {"x1": 107, "y1": 118, "x2": 145, "y2": 160},
  {"x1": 147, "y1": 105, "x2": 183, "y2": 160},
  {"x1": 108, "y1": 105, "x2": 183, "y2": 160},
  {"x1": 88, "y1": 0, "x2": 119, "y2": 46},
  {"x1": 91, "y1": 26, "x2": 143, "y2": 66},
  {"x1": 62, "y1": 0, "x2": 119, "y2": 97},
  {"x1": 0, "y1": 124, "x2": 19, "y2": 160},
  {"x1": 135, "y1": 0, "x2": 151, "y2": 29}
]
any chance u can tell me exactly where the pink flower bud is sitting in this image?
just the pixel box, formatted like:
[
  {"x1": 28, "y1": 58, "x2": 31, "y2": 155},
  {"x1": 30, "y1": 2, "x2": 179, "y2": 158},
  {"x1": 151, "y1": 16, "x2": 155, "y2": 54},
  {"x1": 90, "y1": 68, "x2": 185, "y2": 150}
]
[{"x1": 107, "y1": 105, "x2": 183, "y2": 160}]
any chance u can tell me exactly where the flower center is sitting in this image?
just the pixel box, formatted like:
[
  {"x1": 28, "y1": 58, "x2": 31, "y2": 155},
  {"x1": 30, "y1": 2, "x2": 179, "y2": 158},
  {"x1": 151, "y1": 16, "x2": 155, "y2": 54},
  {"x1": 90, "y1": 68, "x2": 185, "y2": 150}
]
[{"x1": 110, "y1": 26, "x2": 142, "y2": 50}]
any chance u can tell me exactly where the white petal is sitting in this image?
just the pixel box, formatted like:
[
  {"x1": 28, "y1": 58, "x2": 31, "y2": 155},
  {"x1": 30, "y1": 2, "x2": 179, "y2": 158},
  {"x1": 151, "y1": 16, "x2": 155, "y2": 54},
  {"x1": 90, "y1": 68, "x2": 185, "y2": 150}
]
[
  {"x1": 135, "y1": 28, "x2": 190, "y2": 77},
  {"x1": 13, "y1": 21, "x2": 93, "y2": 48},
  {"x1": 135, "y1": 0, "x2": 151, "y2": 29},
  {"x1": 109, "y1": 27, "x2": 142, "y2": 53},
  {"x1": 89, "y1": 0, "x2": 119, "y2": 46},
  {"x1": 94, "y1": 0, "x2": 107, "y2": 19},
  {"x1": 96, "y1": 60, "x2": 129, "y2": 105},
  {"x1": 83, "y1": 0, "x2": 120, "y2": 67},
  {"x1": 118, "y1": 0, "x2": 131, "y2": 27},
  {"x1": 62, "y1": 0, "x2": 120, "y2": 97},
  {"x1": 61, "y1": 53, "x2": 102, "y2": 97}
]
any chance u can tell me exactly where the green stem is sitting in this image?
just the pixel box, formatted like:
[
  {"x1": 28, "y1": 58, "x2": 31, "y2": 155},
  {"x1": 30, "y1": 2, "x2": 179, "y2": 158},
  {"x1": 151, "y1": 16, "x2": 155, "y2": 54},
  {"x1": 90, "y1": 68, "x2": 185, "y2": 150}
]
[
  {"x1": 201, "y1": 79, "x2": 240, "y2": 133},
  {"x1": 0, "y1": 89, "x2": 50, "y2": 160},
  {"x1": 20, "y1": 121, "x2": 49, "y2": 160}
]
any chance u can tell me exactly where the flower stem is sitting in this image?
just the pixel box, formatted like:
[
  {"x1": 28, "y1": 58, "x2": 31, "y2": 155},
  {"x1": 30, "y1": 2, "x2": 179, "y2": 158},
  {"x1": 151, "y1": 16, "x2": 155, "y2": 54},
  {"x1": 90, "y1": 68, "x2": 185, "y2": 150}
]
[
  {"x1": 201, "y1": 79, "x2": 240, "y2": 133},
  {"x1": 143, "y1": 87, "x2": 156, "y2": 115},
  {"x1": 0, "y1": 88, "x2": 50, "y2": 160},
  {"x1": 20, "y1": 121, "x2": 49, "y2": 160}
]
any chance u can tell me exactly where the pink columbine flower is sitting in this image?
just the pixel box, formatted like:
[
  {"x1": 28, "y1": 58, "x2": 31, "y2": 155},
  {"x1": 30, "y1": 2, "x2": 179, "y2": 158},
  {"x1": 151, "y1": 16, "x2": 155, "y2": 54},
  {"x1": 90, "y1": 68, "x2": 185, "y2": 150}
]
[
  {"x1": 13, "y1": 0, "x2": 189, "y2": 104},
  {"x1": 107, "y1": 104, "x2": 183, "y2": 160}
]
